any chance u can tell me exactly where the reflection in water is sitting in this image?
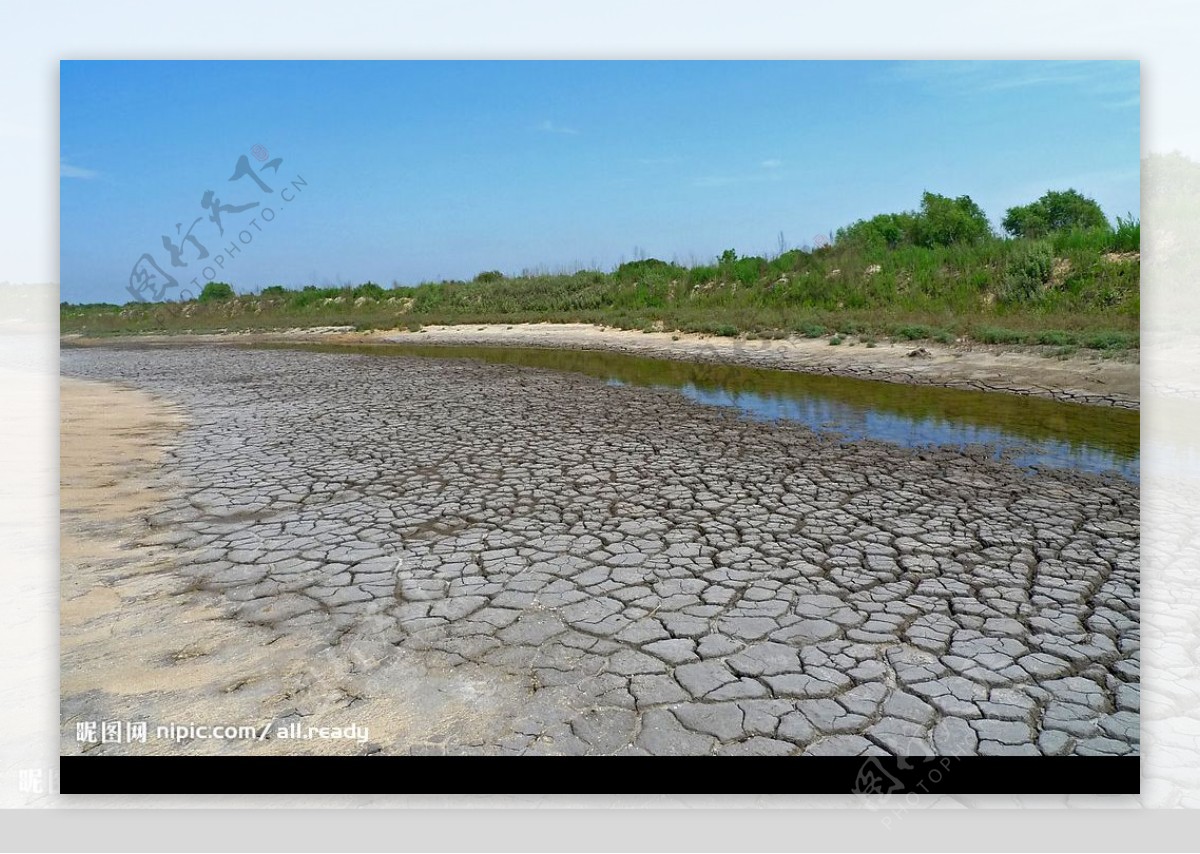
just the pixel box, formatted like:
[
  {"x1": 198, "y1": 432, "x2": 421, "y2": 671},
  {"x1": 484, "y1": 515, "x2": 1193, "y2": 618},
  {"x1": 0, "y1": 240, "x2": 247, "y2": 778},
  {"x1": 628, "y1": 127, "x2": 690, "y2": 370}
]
[
  {"x1": 668, "y1": 383, "x2": 1137, "y2": 480},
  {"x1": 253, "y1": 342, "x2": 1140, "y2": 482}
]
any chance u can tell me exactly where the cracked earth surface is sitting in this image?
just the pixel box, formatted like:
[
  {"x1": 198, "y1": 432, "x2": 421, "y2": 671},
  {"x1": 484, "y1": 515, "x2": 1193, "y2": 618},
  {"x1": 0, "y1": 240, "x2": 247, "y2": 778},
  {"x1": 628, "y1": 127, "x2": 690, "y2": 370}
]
[{"x1": 61, "y1": 345, "x2": 1139, "y2": 757}]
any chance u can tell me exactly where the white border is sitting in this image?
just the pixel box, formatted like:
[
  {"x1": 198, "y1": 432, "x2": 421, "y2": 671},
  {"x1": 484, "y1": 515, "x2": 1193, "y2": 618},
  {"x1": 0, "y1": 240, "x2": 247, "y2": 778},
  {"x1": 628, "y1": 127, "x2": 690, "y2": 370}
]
[{"x1": 4, "y1": 0, "x2": 1200, "y2": 848}]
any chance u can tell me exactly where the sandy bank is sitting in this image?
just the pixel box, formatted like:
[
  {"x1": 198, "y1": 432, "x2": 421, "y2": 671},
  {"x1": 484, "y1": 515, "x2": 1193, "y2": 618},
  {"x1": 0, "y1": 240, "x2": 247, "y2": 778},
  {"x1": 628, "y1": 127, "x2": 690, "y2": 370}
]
[
  {"x1": 375, "y1": 324, "x2": 1138, "y2": 408},
  {"x1": 64, "y1": 322, "x2": 1139, "y2": 408}
]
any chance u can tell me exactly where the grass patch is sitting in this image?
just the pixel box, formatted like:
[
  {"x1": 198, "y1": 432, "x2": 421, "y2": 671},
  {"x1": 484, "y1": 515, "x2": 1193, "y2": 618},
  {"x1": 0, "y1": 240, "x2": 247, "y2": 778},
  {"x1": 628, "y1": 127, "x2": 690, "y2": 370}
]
[
  {"x1": 975, "y1": 327, "x2": 1029, "y2": 345},
  {"x1": 1033, "y1": 330, "x2": 1073, "y2": 347},
  {"x1": 1082, "y1": 330, "x2": 1138, "y2": 350},
  {"x1": 892, "y1": 324, "x2": 933, "y2": 341}
]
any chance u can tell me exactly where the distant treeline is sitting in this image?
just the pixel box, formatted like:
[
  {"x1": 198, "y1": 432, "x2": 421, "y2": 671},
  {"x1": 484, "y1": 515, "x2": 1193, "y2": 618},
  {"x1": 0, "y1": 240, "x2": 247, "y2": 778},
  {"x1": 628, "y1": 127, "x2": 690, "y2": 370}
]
[{"x1": 61, "y1": 189, "x2": 1139, "y2": 352}]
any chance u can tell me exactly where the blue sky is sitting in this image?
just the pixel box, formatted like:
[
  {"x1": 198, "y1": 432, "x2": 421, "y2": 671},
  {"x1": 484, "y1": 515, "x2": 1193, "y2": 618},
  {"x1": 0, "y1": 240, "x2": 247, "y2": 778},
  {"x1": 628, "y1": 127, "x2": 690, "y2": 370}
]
[{"x1": 60, "y1": 60, "x2": 1140, "y2": 303}]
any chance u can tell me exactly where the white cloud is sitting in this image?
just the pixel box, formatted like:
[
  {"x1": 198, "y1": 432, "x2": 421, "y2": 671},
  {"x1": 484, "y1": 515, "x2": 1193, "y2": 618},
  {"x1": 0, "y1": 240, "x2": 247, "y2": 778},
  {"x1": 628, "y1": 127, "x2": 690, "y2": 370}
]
[
  {"x1": 691, "y1": 175, "x2": 737, "y2": 188},
  {"x1": 760, "y1": 158, "x2": 782, "y2": 169},
  {"x1": 1106, "y1": 95, "x2": 1141, "y2": 110},
  {"x1": 538, "y1": 119, "x2": 579, "y2": 136},
  {"x1": 892, "y1": 60, "x2": 1139, "y2": 101},
  {"x1": 60, "y1": 159, "x2": 99, "y2": 179}
]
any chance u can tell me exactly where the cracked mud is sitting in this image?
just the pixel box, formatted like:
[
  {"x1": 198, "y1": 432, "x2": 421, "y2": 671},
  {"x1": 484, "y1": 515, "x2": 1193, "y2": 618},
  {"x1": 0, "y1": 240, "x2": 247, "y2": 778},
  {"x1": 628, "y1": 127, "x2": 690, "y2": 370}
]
[{"x1": 61, "y1": 345, "x2": 1139, "y2": 757}]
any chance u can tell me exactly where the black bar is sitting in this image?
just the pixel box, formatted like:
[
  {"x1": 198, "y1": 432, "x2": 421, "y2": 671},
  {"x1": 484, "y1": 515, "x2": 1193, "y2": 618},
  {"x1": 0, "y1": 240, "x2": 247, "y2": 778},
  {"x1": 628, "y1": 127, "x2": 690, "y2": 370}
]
[{"x1": 60, "y1": 755, "x2": 1139, "y2": 795}]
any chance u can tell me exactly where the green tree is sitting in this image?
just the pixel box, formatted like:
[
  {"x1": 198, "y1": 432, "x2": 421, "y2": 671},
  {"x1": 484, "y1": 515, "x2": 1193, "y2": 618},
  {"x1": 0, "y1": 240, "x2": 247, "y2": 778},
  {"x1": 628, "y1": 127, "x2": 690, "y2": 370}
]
[
  {"x1": 614, "y1": 258, "x2": 681, "y2": 282},
  {"x1": 1002, "y1": 189, "x2": 1109, "y2": 238},
  {"x1": 836, "y1": 211, "x2": 920, "y2": 249},
  {"x1": 913, "y1": 192, "x2": 993, "y2": 247},
  {"x1": 198, "y1": 281, "x2": 235, "y2": 302}
]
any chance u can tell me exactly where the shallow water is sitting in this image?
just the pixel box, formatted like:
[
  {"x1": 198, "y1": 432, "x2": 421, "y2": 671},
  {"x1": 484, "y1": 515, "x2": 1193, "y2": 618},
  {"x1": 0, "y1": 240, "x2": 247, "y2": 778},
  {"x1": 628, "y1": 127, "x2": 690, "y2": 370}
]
[{"x1": 252, "y1": 342, "x2": 1140, "y2": 481}]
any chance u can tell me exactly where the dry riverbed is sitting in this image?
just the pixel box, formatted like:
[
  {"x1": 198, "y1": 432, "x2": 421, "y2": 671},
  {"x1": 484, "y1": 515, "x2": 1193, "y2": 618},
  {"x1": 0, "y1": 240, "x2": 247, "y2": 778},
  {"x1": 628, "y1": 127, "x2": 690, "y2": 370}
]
[
  {"x1": 60, "y1": 344, "x2": 1139, "y2": 757},
  {"x1": 61, "y1": 376, "x2": 531, "y2": 756}
]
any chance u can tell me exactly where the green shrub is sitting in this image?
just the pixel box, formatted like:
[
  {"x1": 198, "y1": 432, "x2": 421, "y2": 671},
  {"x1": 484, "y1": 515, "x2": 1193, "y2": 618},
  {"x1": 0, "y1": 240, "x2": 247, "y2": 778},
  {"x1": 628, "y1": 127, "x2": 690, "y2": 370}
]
[
  {"x1": 768, "y1": 249, "x2": 807, "y2": 274},
  {"x1": 975, "y1": 327, "x2": 1029, "y2": 345},
  {"x1": 353, "y1": 282, "x2": 385, "y2": 299},
  {"x1": 474, "y1": 270, "x2": 505, "y2": 283},
  {"x1": 836, "y1": 192, "x2": 990, "y2": 250},
  {"x1": 893, "y1": 324, "x2": 932, "y2": 341},
  {"x1": 614, "y1": 258, "x2": 683, "y2": 282},
  {"x1": 1082, "y1": 330, "x2": 1137, "y2": 350},
  {"x1": 837, "y1": 212, "x2": 920, "y2": 249},
  {"x1": 687, "y1": 265, "x2": 718, "y2": 286},
  {"x1": 1003, "y1": 189, "x2": 1109, "y2": 238},
  {"x1": 999, "y1": 241, "x2": 1053, "y2": 303},
  {"x1": 1112, "y1": 215, "x2": 1140, "y2": 253},
  {"x1": 1034, "y1": 330, "x2": 1073, "y2": 347},
  {"x1": 198, "y1": 282, "x2": 235, "y2": 302},
  {"x1": 912, "y1": 192, "x2": 992, "y2": 247},
  {"x1": 1050, "y1": 226, "x2": 1113, "y2": 255},
  {"x1": 288, "y1": 285, "x2": 346, "y2": 309},
  {"x1": 732, "y1": 256, "x2": 766, "y2": 286}
]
